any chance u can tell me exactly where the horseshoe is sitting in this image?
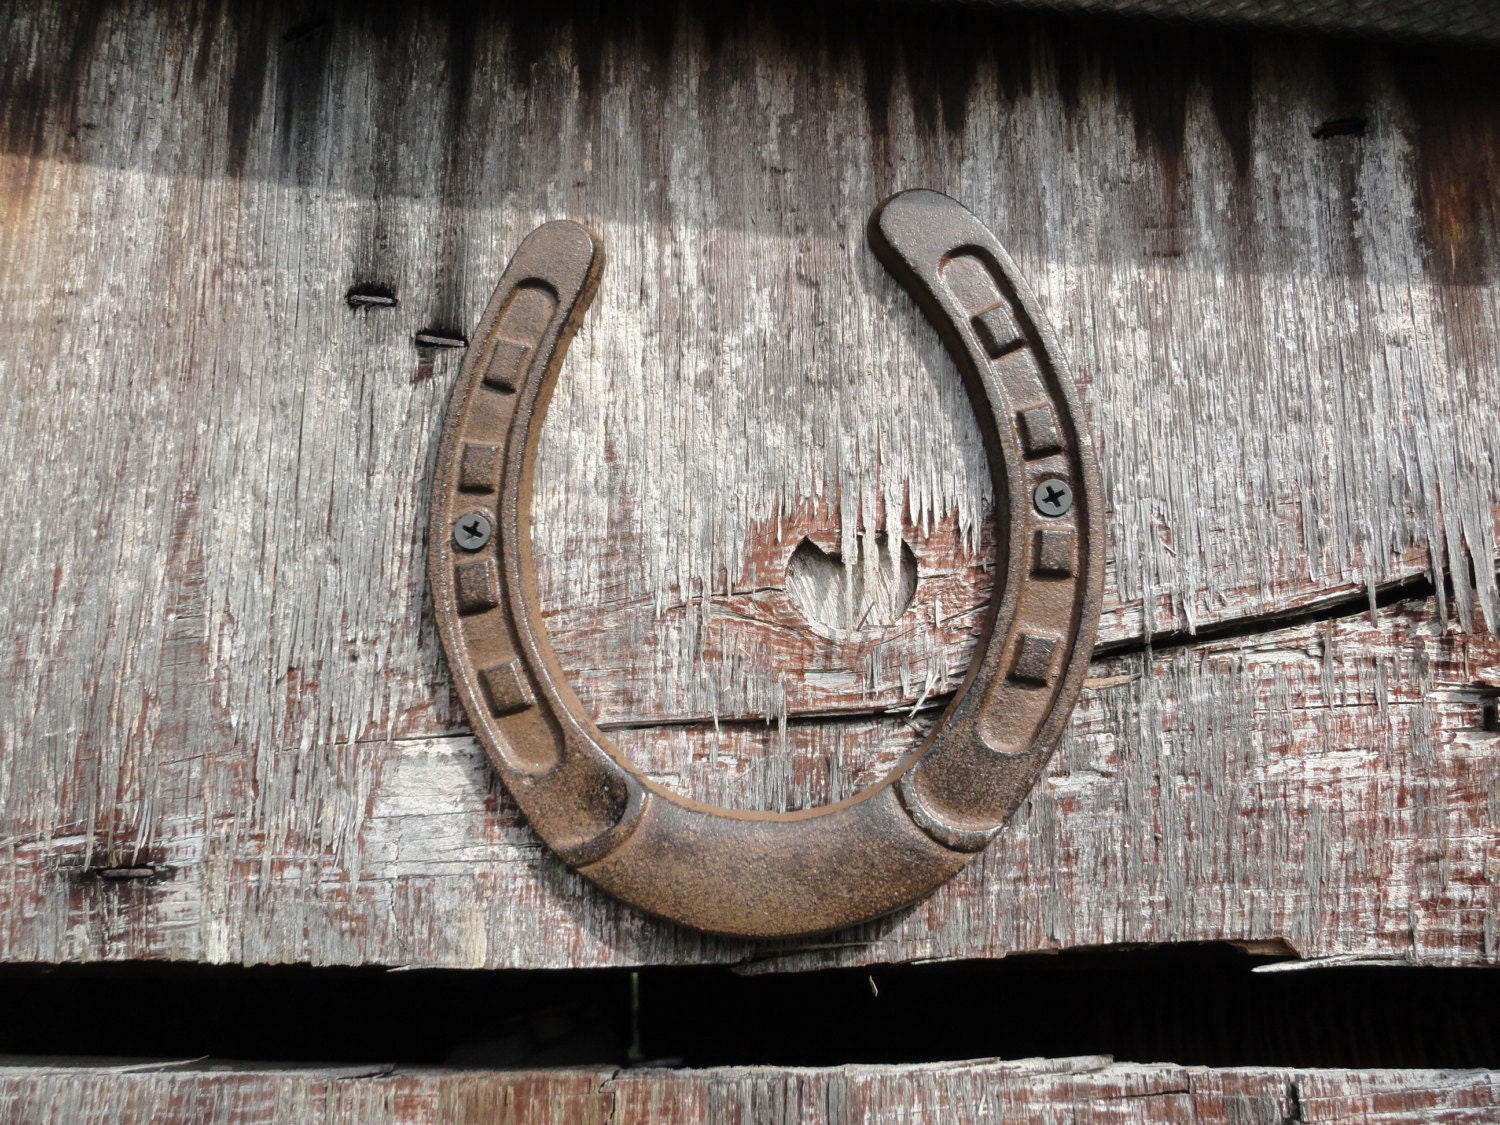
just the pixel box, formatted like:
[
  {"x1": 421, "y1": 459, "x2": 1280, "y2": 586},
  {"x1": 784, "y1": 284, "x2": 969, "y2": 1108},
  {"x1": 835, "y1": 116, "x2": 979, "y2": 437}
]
[{"x1": 428, "y1": 190, "x2": 1103, "y2": 938}]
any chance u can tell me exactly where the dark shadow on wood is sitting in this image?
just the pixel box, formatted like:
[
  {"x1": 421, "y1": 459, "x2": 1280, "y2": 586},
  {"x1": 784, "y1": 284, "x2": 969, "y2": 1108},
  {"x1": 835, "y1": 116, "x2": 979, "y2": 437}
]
[{"x1": 2, "y1": 945, "x2": 1498, "y2": 1069}]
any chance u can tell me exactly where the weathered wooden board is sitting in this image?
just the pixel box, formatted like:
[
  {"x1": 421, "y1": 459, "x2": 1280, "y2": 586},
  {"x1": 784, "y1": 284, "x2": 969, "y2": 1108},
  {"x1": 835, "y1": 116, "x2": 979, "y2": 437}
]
[
  {"x1": 3, "y1": 1057, "x2": 1499, "y2": 1123},
  {"x1": 1, "y1": 0, "x2": 1498, "y2": 967},
  {"x1": 2, "y1": 600, "x2": 1494, "y2": 969}
]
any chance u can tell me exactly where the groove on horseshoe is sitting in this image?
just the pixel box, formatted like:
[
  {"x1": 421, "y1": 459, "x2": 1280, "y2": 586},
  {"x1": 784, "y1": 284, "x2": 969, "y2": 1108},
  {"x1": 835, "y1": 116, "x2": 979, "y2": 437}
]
[{"x1": 428, "y1": 192, "x2": 1103, "y2": 938}]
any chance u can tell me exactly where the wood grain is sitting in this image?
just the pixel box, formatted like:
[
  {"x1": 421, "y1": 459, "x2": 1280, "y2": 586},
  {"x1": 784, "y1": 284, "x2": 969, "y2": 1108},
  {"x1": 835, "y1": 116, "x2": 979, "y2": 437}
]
[
  {"x1": 3, "y1": 1058, "x2": 1498, "y2": 1123},
  {"x1": 0, "y1": 0, "x2": 1497, "y2": 967},
  {"x1": 0, "y1": 599, "x2": 1494, "y2": 969}
]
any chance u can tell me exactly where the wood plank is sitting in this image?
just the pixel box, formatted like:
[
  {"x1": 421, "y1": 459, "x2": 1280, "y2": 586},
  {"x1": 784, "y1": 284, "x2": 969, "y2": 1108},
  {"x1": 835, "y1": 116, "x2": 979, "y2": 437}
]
[
  {"x1": 2, "y1": 1058, "x2": 1498, "y2": 1123},
  {"x1": 0, "y1": 1063, "x2": 611, "y2": 1125},
  {"x1": 1, "y1": 0, "x2": 1498, "y2": 966},
  {"x1": 1, "y1": 599, "x2": 1494, "y2": 969}
]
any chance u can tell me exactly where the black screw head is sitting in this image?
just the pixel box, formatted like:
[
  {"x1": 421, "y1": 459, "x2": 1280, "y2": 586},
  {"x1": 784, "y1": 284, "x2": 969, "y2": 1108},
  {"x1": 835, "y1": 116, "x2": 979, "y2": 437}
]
[
  {"x1": 454, "y1": 511, "x2": 493, "y2": 551},
  {"x1": 1033, "y1": 478, "x2": 1073, "y2": 518}
]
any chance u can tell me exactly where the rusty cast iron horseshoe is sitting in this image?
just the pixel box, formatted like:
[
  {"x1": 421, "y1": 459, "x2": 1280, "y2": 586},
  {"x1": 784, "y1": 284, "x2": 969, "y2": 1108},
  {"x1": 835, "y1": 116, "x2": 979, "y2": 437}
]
[{"x1": 428, "y1": 190, "x2": 1103, "y2": 938}]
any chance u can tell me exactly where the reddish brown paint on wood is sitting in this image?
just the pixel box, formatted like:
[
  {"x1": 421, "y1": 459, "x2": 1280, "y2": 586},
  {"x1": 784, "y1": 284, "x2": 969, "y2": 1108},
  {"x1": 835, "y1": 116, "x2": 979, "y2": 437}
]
[
  {"x1": 0, "y1": 0, "x2": 1497, "y2": 971},
  {"x1": 0, "y1": 600, "x2": 1494, "y2": 970},
  {"x1": 2, "y1": 1059, "x2": 1498, "y2": 1124},
  {"x1": 545, "y1": 503, "x2": 996, "y2": 749}
]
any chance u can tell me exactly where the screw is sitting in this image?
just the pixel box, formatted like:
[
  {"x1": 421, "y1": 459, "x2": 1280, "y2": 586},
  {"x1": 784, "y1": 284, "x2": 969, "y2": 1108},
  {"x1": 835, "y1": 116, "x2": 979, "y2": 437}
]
[
  {"x1": 1033, "y1": 478, "x2": 1073, "y2": 517},
  {"x1": 454, "y1": 511, "x2": 493, "y2": 551}
]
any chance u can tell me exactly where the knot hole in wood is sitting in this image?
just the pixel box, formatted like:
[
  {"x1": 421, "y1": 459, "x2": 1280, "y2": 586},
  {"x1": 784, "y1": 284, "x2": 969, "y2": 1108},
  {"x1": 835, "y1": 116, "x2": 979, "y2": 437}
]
[{"x1": 786, "y1": 532, "x2": 919, "y2": 637}]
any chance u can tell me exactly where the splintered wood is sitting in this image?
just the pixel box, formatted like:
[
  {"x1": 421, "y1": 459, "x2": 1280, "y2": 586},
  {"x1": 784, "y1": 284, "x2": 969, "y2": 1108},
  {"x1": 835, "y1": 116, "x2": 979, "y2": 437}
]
[
  {"x1": 3, "y1": 1059, "x2": 1498, "y2": 1124},
  {"x1": 0, "y1": 1, "x2": 1497, "y2": 969}
]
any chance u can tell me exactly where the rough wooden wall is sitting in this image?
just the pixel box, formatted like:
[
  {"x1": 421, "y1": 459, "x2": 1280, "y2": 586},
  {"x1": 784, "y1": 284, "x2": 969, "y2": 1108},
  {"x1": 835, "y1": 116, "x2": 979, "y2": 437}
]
[
  {"x1": 3, "y1": 1057, "x2": 1499, "y2": 1123},
  {"x1": 1, "y1": 0, "x2": 1497, "y2": 968}
]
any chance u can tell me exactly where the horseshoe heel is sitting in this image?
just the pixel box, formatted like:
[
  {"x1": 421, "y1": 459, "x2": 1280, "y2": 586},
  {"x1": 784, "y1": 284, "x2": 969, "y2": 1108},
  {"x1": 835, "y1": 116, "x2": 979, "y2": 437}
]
[
  {"x1": 429, "y1": 192, "x2": 1103, "y2": 938},
  {"x1": 869, "y1": 191, "x2": 1104, "y2": 853}
]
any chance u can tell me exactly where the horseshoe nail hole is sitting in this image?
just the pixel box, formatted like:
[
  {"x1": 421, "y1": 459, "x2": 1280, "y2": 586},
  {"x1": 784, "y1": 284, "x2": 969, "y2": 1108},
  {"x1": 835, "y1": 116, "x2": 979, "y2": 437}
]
[{"x1": 786, "y1": 533, "x2": 917, "y2": 634}]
